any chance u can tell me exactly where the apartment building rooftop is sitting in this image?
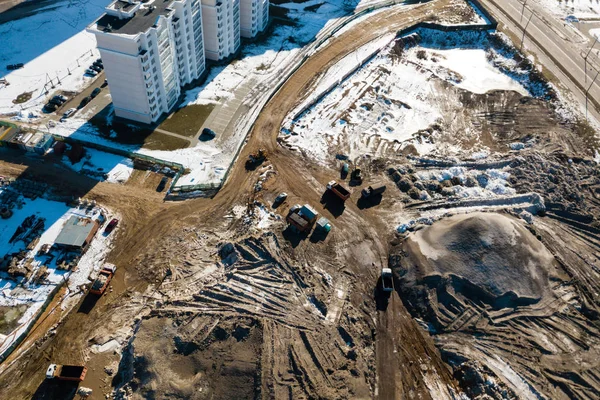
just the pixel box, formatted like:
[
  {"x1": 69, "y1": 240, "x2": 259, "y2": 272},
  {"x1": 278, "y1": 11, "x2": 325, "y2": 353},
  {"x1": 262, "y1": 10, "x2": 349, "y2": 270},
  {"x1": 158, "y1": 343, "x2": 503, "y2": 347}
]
[{"x1": 93, "y1": 0, "x2": 175, "y2": 36}]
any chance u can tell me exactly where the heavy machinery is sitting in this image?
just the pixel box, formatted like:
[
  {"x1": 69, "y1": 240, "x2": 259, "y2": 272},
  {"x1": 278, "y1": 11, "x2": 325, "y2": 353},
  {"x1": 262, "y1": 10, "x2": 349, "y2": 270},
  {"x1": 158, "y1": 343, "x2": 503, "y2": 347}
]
[
  {"x1": 90, "y1": 264, "x2": 116, "y2": 295},
  {"x1": 361, "y1": 185, "x2": 387, "y2": 198},
  {"x1": 326, "y1": 180, "x2": 351, "y2": 201},
  {"x1": 246, "y1": 149, "x2": 268, "y2": 170},
  {"x1": 46, "y1": 364, "x2": 87, "y2": 382},
  {"x1": 350, "y1": 168, "x2": 362, "y2": 185}
]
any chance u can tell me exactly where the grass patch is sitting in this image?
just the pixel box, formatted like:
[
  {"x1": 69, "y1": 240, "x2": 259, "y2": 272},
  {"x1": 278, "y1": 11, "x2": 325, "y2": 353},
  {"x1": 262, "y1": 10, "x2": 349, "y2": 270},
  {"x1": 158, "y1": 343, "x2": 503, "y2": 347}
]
[
  {"x1": 13, "y1": 91, "x2": 32, "y2": 104},
  {"x1": 88, "y1": 107, "x2": 190, "y2": 151},
  {"x1": 158, "y1": 103, "x2": 215, "y2": 137},
  {"x1": 139, "y1": 132, "x2": 190, "y2": 151}
]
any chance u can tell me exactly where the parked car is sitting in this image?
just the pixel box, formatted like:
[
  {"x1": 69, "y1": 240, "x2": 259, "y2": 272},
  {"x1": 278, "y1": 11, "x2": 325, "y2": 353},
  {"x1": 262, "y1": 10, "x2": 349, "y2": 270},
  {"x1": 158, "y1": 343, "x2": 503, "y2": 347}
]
[
  {"x1": 199, "y1": 127, "x2": 216, "y2": 140},
  {"x1": 90, "y1": 65, "x2": 102, "y2": 73},
  {"x1": 95, "y1": 58, "x2": 103, "y2": 65},
  {"x1": 101, "y1": 79, "x2": 108, "y2": 88},
  {"x1": 79, "y1": 96, "x2": 91, "y2": 109},
  {"x1": 62, "y1": 108, "x2": 76, "y2": 119},
  {"x1": 6, "y1": 63, "x2": 24, "y2": 70},
  {"x1": 85, "y1": 69, "x2": 98, "y2": 76},
  {"x1": 91, "y1": 87, "x2": 102, "y2": 98},
  {"x1": 273, "y1": 192, "x2": 288, "y2": 207},
  {"x1": 156, "y1": 176, "x2": 168, "y2": 192},
  {"x1": 43, "y1": 103, "x2": 58, "y2": 113},
  {"x1": 49, "y1": 96, "x2": 66, "y2": 106},
  {"x1": 104, "y1": 218, "x2": 119, "y2": 234}
]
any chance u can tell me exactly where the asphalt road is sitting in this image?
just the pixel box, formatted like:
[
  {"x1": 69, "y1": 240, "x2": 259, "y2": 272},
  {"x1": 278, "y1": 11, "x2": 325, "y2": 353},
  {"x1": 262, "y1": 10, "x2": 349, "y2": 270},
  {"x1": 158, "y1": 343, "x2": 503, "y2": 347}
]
[{"x1": 482, "y1": 0, "x2": 600, "y2": 124}]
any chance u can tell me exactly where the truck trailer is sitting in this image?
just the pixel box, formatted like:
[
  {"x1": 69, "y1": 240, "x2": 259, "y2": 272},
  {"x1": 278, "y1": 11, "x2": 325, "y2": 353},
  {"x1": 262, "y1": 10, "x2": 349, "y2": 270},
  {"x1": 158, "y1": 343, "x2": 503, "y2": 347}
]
[
  {"x1": 46, "y1": 364, "x2": 88, "y2": 382},
  {"x1": 361, "y1": 185, "x2": 387, "y2": 198},
  {"x1": 326, "y1": 180, "x2": 351, "y2": 201}
]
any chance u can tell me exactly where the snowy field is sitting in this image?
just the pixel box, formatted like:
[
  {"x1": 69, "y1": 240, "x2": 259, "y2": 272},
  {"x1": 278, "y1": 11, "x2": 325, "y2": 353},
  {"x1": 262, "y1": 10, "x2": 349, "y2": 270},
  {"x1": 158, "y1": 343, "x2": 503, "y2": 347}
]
[
  {"x1": 0, "y1": 0, "x2": 109, "y2": 115},
  {"x1": 0, "y1": 191, "x2": 116, "y2": 357},
  {"x1": 280, "y1": 29, "x2": 549, "y2": 164}
]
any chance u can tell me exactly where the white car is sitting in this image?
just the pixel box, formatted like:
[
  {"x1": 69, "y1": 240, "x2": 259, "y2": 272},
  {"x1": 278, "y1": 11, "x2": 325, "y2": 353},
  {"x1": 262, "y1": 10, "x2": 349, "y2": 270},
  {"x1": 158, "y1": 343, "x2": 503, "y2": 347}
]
[{"x1": 61, "y1": 108, "x2": 76, "y2": 121}]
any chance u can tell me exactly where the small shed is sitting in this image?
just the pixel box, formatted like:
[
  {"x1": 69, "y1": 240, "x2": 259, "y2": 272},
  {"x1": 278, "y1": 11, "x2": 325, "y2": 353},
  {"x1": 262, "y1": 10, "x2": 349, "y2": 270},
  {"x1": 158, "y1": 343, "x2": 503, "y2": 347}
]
[{"x1": 55, "y1": 216, "x2": 99, "y2": 250}]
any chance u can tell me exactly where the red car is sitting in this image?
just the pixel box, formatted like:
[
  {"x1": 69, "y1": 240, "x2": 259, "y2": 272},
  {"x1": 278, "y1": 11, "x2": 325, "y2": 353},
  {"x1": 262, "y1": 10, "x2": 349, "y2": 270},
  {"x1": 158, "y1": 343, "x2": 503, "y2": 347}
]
[{"x1": 104, "y1": 218, "x2": 119, "y2": 234}]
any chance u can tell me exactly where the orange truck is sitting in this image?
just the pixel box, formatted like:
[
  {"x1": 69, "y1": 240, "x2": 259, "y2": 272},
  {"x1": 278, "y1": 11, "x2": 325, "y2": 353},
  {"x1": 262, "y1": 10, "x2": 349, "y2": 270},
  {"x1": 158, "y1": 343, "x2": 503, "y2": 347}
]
[
  {"x1": 90, "y1": 264, "x2": 116, "y2": 295},
  {"x1": 326, "y1": 180, "x2": 351, "y2": 201},
  {"x1": 46, "y1": 364, "x2": 87, "y2": 382}
]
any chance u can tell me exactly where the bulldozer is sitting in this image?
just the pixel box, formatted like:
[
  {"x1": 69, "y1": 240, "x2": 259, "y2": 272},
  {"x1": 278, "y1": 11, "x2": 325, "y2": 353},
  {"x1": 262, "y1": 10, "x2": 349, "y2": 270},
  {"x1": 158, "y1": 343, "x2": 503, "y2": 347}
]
[{"x1": 245, "y1": 148, "x2": 268, "y2": 170}]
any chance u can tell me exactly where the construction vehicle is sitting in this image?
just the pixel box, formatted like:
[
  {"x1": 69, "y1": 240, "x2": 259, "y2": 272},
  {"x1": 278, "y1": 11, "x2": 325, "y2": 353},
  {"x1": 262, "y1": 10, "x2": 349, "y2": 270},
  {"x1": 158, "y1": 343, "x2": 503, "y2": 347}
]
[
  {"x1": 286, "y1": 204, "x2": 318, "y2": 233},
  {"x1": 361, "y1": 185, "x2": 387, "y2": 198},
  {"x1": 381, "y1": 268, "x2": 393, "y2": 292},
  {"x1": 90, "y1": 264, "x2": 116, "y2": 295},
  {"x1": 350, "y1": 168, "x2": 362, "y2": 185},
  {"x1": 46, "y1": 364, "x2": 88, "y2": 382},
  {"x1": 245, "y1": 148, "x2": 267, "y2": 170},
  {"x1": 316, "y1": 217, "x2": 331, "y2": 233},
  {"x1": 326, "y1": 180, "x2": 351, "y2": 201}
]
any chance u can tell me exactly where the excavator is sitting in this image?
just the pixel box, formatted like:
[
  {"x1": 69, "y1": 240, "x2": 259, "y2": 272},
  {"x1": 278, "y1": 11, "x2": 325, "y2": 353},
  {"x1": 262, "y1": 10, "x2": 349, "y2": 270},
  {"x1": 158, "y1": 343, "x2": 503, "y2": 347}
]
[{"x1": 245, "y1": 148, "x2": 268, "y2": 170}]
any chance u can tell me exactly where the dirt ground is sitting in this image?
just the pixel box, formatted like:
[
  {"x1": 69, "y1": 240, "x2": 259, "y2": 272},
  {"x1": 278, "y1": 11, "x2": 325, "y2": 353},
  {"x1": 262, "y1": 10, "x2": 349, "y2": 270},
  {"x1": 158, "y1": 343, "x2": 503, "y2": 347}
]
[{"x1": 0, "y1": 0, "x2": 599, "y2": 399}]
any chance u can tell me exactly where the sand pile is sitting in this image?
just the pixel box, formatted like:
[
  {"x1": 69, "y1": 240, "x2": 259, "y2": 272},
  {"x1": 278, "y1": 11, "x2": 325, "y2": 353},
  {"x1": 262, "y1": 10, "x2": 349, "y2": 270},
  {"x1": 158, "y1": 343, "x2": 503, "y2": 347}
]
[{"x1": 400, "y1": 212, "x2": 557, "y2": 304}]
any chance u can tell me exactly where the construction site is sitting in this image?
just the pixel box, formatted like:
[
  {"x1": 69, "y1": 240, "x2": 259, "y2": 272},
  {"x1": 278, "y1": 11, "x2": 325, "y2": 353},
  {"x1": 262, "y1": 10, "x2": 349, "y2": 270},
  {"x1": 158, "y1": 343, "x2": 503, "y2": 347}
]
[{"x1": 1, "y1": 0, "x2": 600, "y2": 398}]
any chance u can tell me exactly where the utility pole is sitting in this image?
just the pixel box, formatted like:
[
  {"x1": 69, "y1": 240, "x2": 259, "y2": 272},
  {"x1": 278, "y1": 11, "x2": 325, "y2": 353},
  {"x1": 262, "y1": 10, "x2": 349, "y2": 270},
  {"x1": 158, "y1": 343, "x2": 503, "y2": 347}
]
[
  {"x1": 520, "y1": 0, "x2": 528, "y2": 23},
  {"x1": 584, "y1": 36, "x2": 599, "y2": 84},
  {"x1": 585, "y1": 66, "x2": 600, "y2": 120},
  {"x1": 520, "y1": 11, "x2": 534, "y2": 51}
]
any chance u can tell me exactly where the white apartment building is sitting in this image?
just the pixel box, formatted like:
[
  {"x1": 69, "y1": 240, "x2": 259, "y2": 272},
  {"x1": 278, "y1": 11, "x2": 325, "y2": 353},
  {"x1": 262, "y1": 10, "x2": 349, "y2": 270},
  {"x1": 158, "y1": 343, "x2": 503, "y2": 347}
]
[
  {"x1": 239, "y1": 0, "x2": 268, "y2": 38},
  {"x1": 87, "y1": 0, "x2": 206, "y2": 124},
  {"x1": 201, "y1": 0, "x2": 241, "y2": 61}
]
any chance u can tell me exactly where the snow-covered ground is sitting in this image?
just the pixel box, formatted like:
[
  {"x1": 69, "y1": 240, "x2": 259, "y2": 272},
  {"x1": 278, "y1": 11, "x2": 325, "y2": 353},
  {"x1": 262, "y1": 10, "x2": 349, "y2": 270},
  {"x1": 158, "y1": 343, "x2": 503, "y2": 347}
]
[
  {"x1": 533, "y1": 0, "x2": 600, "y2": 19},
  {"x1": 62, "y1": 147, "x2": 134, "y2": 184},
  {"x1": 0, "y1": 0, "x2": 109, "y2": 115},
  {"x1": 5, "y1": 0, "x2": 406, "y2": 188},
  {"x1": 280, "y1": 29, "x2": 549, "y2": 164},
  {"x1": 0, "y1": 190, "x2": 116, "y2": 357}
]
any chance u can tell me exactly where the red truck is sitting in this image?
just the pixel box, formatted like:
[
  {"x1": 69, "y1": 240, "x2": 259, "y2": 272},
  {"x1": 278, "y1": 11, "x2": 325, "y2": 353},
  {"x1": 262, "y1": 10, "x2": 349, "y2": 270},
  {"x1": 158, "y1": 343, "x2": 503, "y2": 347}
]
[
  {"x1": 327, "y1": 180, "x2": 351, "y2": 201},
  {"x1": 46, "y1": 364, "x2": 87, "y2": 382},
  {"x1": 90, "y1": 264, "x2": 116, "y2": 295}
]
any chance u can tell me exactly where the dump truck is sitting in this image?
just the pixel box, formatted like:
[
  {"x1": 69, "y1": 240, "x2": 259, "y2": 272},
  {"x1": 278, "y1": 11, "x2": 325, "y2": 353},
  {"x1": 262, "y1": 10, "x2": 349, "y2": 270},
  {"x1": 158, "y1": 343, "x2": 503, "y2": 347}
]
[
  {"x1": 90, "y1": 264, "x2": 116, "y2": 295},
  {"x1": 286, "y1": 204, "x2": 318, "y2": 233},
  {"x1": 326, "y1": 180, "x2": 351, "y2": 201},
  {"x1": 361, "y1": 185, "x2": 387, "y2": 198},
  {"x1": 46, "y1": 364, "x2": 88, "y2": 382},
  {"x1": 381, "y1": 268, "x2": 393, "y2": 292},
  {"x1": 246, "y1": 149, "x2": 267, "y2": 169}
]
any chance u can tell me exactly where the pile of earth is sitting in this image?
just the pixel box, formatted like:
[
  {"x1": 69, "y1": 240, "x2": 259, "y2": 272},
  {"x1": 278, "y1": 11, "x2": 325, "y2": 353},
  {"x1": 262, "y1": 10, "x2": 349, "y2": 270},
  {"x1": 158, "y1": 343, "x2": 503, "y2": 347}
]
[{"x1": 394, "y1": 212, "x2": 560, "y2": 315}]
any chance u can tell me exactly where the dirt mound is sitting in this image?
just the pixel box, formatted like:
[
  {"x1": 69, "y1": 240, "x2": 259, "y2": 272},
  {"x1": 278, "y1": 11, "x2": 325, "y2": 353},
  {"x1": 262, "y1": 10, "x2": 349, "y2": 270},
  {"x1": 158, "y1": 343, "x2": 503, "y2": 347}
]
[{"x1": 401, "y1": 212, "x2": 557, "y2": 306}]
